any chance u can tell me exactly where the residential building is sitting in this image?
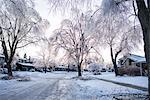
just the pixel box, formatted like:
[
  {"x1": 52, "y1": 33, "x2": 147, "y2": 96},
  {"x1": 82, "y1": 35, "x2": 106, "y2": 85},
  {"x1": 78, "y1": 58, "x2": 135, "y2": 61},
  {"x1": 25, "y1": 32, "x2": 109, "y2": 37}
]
[
  {"x1": 118, "y1": 53, "x2": 147, "y2": 76},
  {"x1": 16, "y1": 58, "x2": 35, "y2": 71}
]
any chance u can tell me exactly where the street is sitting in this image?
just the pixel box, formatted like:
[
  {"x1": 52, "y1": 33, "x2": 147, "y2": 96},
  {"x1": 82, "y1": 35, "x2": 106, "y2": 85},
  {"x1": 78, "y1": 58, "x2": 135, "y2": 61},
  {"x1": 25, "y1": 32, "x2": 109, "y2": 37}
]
[{"x1": 0, "y1": 72, "x2": 148, "y2": 100}]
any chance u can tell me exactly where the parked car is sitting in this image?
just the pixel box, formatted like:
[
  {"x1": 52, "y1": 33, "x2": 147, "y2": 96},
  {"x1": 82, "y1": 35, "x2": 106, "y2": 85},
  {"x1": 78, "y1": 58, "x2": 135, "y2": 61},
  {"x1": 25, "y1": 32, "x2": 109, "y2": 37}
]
[
  {"x1": 83, "y1": 69, "x2": 88, "y2": 72},
  {"x1": 101, "y1": 68, "x2": 106, "y2": 72},
  {"x1": 0, "y1": 68, "x2": 8, "y2": 74},
  {"x1": 29, "y1": 68, "x2": 35, "y2": 72},
  {"x1": 46, "y1": 68, "x2": 51, "y2": 72},
  {"x1": 108, "y1": 68, "x2": 114, "y2": 72},
  {"x1": 93, "y1": 71, "x2": 101, "y2": 75},
  {"x1": 36, "y1": 68, "x2": 43, "y2": 72}
]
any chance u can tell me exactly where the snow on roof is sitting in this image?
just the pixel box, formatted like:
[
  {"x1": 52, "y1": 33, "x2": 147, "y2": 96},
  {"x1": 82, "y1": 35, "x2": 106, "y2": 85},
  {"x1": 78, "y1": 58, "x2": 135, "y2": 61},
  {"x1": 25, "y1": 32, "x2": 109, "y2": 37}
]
[
  {"x1": 120, "y1": 54, "x2": 146, "y2": 64},
  {"x1": 127, "y1": 54, "x2": 146, "y2": 63},
  {"x1": 18, "y1": 62, "x2": 34, "y2": 67}
]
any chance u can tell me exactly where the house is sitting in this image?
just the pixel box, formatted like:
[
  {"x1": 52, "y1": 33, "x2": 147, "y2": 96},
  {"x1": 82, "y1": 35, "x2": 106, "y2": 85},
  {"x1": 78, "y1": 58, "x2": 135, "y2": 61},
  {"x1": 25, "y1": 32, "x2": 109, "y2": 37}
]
[
  {"x1": 16, "y1": 58, "x2": 35, "y2": 71},
  {"x1": 55, "y1": 65, "x2": 68, "y2": 71},
  {"x1": 118, "y1": 53, "x2": 147, "y2": 76}
]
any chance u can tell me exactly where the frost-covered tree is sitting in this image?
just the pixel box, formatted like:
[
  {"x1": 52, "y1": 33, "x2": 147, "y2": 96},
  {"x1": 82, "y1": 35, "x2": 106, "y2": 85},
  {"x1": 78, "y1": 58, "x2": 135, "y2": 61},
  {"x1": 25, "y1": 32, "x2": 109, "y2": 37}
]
[
  {"x1": 94, "y1": 11, "x2": 142, "y2": 76},
  {"x1": 0, "y1": 0, "x2": 46, "y2": 77},
  {"x1": 52, "y1": 13, "x2": 96, "y2": 76},
  {"x1": 38, "y1": 37, "x2": 54, "y2": 73}
]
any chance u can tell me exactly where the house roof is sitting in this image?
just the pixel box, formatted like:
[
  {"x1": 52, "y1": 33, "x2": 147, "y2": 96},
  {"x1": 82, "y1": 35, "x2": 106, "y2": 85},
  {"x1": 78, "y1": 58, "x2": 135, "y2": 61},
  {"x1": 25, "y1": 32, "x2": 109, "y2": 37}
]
[
  {"x1": 17, "y1": 62, "x2": 34, "y2": 67},
  {"x1": 120, "y1": 54, "x2": 146, "y2": 64},
  {"x1": 127, "y1": 54, "x2": 146, "y2": 63}
]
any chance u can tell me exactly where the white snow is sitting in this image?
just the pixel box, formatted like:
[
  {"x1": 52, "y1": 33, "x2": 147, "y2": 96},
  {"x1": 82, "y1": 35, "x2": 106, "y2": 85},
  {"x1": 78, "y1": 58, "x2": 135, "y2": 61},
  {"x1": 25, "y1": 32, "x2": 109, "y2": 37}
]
[
  {"x1": 89, "y1": 72, "x2": 148, "y2": 88},
  {"x1": 17, "y1": 62, "x2": 34, "y2": 67},
  {"x1": 0, "y1": 71, "x2": 148, "y2": 100},
  {"x1": 75, "y1": 79, "x2": 145, "y2": 95}
]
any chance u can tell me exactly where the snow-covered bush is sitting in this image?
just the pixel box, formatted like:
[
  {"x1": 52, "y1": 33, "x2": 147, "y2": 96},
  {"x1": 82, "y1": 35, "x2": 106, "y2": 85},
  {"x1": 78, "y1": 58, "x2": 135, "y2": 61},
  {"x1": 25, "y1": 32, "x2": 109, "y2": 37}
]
[
  {"x1": 17, "y1": 77, "x2": 31, "y2": 81},
  {"x1": 118, "y1": 67, "x2": 141, "y2": 76},
  {"x1": 88, "y1": 63, "x2": 102, "y2": 72}
]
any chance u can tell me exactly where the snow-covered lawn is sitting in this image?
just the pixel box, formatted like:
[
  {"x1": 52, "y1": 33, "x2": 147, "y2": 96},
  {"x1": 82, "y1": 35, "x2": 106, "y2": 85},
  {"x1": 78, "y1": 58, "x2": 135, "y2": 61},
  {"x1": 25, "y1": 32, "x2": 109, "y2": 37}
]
[
  {"x1": 88, "y1": 72, "x2": 148, "y2": 88},
  {"x1": 0, "y1": 71, "x2": 148, "y2": 100}
]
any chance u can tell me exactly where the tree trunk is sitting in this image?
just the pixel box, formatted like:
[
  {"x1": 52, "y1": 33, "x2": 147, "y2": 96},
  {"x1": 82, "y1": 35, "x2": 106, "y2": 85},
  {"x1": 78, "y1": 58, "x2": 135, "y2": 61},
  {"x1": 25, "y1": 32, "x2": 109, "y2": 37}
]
[
  {"x1": 141, "y1": 28, "x2": 150, "y2": 95},
  {"x1": 7, "y1": 51, "x2": 15, "y2": 77},
  {"x1": 44, "y1": 66, "x2": 47, "y2": 73},
  {"x1": 113, "y1": 60, "x2": 119, "y2": 76},
  {"x1": 7, "y1": 63, "x2": 13, "y2": 77},
  {"x1": 110, "y1": 46, "x2": 119, "y2": 76},
  {"x1": 77, "y1": 63, "x2": 82, "y2": 76},
  {"x1": 67, "y1": 65, "x2": 69, "y2": 72},
  {"x1": 135, "y1": 0, "x2": 150, "y2": 95},
  {"x1": 144, "y1": 29, "x2": 150, "y2": 96}
]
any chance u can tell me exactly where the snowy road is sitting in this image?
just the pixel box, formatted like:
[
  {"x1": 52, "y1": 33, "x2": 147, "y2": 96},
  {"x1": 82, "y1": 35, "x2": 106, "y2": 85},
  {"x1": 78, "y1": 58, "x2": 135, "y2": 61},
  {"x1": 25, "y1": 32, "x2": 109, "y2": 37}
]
[
  {"x1": 0, "y1": 72, "x2": 148, "y2": 100},
  {"x1": 0, "y1": 79, "x2": 59, "y2": 100}
]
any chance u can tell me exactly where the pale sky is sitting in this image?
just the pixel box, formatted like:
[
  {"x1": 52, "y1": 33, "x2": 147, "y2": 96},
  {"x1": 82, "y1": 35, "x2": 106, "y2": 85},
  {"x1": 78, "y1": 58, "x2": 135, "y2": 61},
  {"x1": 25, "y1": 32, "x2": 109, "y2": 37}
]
[{"x1": 18, "y1": 0, "x2": 145, "y2": 64}]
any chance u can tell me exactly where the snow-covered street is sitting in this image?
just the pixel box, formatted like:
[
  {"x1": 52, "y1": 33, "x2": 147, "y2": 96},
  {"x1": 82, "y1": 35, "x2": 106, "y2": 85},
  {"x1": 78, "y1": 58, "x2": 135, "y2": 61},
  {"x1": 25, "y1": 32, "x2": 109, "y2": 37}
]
[{"x1": 0, "y1": 72, "x2": 148, "y2": 100}]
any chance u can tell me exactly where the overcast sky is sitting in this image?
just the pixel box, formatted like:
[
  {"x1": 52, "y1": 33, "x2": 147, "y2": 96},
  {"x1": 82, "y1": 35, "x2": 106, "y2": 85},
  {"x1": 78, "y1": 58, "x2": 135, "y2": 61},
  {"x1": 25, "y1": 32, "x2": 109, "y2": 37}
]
[{"x1": 18, "y1": 0, "x2": 145, "y2": 64}]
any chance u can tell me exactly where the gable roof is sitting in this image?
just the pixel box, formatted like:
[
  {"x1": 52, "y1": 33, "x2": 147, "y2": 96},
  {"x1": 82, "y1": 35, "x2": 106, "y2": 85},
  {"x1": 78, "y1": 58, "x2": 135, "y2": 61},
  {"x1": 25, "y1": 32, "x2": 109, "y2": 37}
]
[
  {"x1": 120, "y1": 54, "x2": 146, "y2": 64},
  {"x1": 128, "y1": 54, "x2": 146, "y2": 63}
]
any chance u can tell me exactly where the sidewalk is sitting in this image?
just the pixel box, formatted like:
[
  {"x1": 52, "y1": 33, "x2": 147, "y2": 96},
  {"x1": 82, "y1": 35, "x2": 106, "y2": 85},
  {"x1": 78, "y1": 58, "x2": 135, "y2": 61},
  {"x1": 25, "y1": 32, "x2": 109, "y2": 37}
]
[{"x1": 95, "y1": 77, "x2": 148, "y2": 92}]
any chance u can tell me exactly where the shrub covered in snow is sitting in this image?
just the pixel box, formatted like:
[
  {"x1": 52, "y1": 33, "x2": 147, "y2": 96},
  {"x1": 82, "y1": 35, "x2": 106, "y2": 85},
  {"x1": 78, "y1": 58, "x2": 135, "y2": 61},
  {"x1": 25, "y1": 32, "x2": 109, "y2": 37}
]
[
  {"x1": 118, "y1": 67, "x2": 141, "y2": 76},
  {"x1": 17, "y1": 77, "x2": 31, "y2": 81},
  {"x1": 88, "y1": 63, "x2": 103, "y2": 73}
]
